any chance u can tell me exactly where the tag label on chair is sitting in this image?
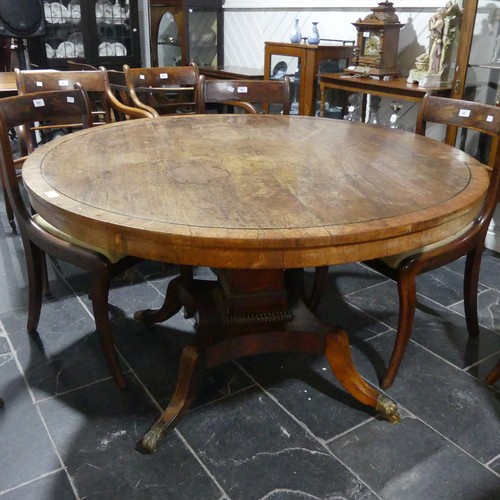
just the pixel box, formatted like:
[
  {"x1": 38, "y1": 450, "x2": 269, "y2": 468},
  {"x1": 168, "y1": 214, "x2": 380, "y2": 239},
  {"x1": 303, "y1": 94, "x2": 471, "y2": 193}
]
[
  {"x1": 58, "y1": 80, "x2": 69, "y2": 87},
  {"x1": 459, "y1": 109, "x2": 471, "y2": 117},
  {"x1": 160, "y1": 73, "x2": 169, "y2": 79},
  {"x1": 139, "y1": 74, "x2": 145, "y2": 79},
  {"x1": 33, "y1": 98, "x2": 45, "y2": 107},
  {"x1": 67, "y1": 97, "x2": 75, "y2": 103},
  {"x1": 45, "y1": 191, "x2": 59, "y2": 198},
  {"x1": 227, "y1": 85, "x2": 235, "y2": 92},
  {"x1": 36, "y1": 81, "x2": 43, "y2": 87},
  {"x1": 487, "y1": 115, "x2": 494, "y2": 122},
  {"x1": 237, "y1": 86, "x2": 248, "y2": 94}
]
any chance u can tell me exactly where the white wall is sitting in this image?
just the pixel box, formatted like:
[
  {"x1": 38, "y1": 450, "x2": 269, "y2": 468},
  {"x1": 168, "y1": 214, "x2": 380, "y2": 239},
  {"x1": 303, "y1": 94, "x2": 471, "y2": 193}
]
[{"x1": 223, "y1": 7, "x2": 438, "y2": 73}]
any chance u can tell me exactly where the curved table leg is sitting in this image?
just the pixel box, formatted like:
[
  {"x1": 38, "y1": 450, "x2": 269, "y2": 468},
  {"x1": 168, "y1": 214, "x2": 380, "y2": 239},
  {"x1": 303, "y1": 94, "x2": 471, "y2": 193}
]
[
  {"x1": 139, "y1": 344, "x2": 205, "y2": 454},
  {"x1": 325, "y1": 328, "x2": 400, "y2": 424},
  {"x1": 134, "y1": 275, "x2": 184, "y2": 325}
]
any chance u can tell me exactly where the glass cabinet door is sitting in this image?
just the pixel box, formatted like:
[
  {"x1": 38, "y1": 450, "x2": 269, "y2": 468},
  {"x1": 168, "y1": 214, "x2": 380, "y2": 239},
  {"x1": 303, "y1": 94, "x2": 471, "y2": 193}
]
[
  {"x1": 187, "y1": 9, "x2": 218, "y2": 66},
  {"x1": 269, "y1": 54, "x2": 300, "y2": 114},
  {"x1": 157, "y1": 11, "x2": 182, "y2": 66},
  {"x1": 151, "y1": 0, "x2": 223, "y2": 68},
  {"x1": 29, "y1": 0, "x2": 141, "y2": 69},
  {"x1": 94, "y1": 0, "x2": 133, "y2": 59}
]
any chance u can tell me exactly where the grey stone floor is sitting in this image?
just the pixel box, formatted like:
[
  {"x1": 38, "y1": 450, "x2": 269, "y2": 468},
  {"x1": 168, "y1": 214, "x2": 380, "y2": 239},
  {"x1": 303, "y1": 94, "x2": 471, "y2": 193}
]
[{"x1": 0, "y1": 198, "x2": 499, "y2": 499}]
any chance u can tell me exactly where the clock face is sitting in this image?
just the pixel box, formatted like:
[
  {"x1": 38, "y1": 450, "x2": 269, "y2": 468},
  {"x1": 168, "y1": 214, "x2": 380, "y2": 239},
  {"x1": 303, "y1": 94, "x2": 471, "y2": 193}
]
[{"x1": 362, "y1": 32, "x2": 381, "y2": 56}]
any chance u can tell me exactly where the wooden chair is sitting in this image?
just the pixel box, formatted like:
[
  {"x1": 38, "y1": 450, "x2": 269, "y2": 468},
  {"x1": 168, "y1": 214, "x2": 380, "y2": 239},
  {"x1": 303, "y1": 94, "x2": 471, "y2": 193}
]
[
  {"x1": 123, "y1": 63, "x2": 201, "y2": 116},
  {"x1": 198, "y1": 75, "x2": 291, "y2": 115},
  {"x1": 0, "y1": 67, "x2": 156, "y2": 231},
  {"x1": 105, "y1": 69, "x2": 159, "y2": 121},
  {"x1": 315, "y1": 96, "x2": 500, "y2": 390},
  {"x1": 0, "y1": 88, "x2": 140, "y2": 389}
]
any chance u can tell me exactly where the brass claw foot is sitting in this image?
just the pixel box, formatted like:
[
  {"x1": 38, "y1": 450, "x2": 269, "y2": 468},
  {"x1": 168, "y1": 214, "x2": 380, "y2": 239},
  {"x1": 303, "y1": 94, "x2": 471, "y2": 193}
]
[
  {"x1": 139, "y1": 422, "x2": 165, "y2": 454},
  {"x1": 376, "y1": 395, "x2": 400, "y2": 423}
]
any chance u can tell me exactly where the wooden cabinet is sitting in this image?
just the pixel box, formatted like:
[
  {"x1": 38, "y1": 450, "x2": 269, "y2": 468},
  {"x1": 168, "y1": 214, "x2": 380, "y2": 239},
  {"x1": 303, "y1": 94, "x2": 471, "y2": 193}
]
[
  {"x1": 264, "y1": 41, "x2": 353, "y2": 116},
  {"x1": 27, "y1": 0, "x2": 142, "y2": 70},
  {"x1": 150, "y1": 0, "x2": 223, "y2": 68}
]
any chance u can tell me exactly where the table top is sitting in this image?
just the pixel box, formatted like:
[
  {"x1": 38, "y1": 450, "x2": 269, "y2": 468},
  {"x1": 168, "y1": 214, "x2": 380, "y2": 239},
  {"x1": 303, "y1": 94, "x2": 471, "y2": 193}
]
[
  {"x1": 199, "y1": 66, "x2": 264, "y2": 80},
  {"x1": 22, "y1": 114, "x2": 488, "y2": 269},
  {"x1": 0, "y1": 72, "x2": 16, "y2": 94},
  {"x1": 320, "y1": 72, "x2": 451, "y2": 99}
]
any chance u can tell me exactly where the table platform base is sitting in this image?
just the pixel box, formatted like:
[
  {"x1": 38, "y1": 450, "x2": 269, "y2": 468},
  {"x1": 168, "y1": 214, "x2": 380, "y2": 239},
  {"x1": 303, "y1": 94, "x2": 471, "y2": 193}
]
[{"x1": 134, "y1": 268, "x2": 400, "y2": 454}]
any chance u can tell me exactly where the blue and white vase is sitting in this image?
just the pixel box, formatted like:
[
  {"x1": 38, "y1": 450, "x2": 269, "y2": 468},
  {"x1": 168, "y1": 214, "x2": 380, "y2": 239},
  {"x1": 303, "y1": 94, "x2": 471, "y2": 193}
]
[
  {"x1": 308, "y1": 22, "x2": 320, "y2": 45},
  {"x1": 290, "y1": 19, "x2": 301, "y2": 44}
]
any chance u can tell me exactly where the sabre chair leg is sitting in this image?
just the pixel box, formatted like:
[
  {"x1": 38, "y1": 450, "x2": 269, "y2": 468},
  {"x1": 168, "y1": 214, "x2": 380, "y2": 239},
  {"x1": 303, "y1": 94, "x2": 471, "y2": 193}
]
[
  {"x1": 25, "y1": 241, "x2": 44, "y2": 334},
  {"x1": 463, "y1": 245, "x2": 483, "y2": 338},
  {"x1": 305, "y1": 266, "x2": 329, "y2": 312},
  {"x1": 90, "y1": 269, "x2": 126, "y2": 389},
  {"x1": 382, "y1": 267, "x2": 417, "y2": 390}
]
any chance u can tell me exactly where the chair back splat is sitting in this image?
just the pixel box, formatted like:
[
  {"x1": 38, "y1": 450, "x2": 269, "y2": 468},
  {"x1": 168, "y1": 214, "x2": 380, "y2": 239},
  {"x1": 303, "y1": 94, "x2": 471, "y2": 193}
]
[{"x1": 198, "y1": 76, "x2": 291, "y2": 115}]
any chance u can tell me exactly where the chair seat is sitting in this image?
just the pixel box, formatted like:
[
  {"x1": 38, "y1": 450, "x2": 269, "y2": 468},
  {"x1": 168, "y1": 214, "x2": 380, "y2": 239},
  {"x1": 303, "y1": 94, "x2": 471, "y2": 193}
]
[
  {"x1": 381, "y1": 221, "x2": 474, "y2": 268},
  {"x1": 33, "y1": 214, "x2": 125, "y2": 263}
]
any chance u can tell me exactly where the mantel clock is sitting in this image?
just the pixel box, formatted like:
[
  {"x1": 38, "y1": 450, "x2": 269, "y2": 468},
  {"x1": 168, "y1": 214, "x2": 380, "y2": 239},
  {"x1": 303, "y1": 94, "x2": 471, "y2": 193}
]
[{"x1": 347, "y1": 1, "x2": 404, "y2": 77}]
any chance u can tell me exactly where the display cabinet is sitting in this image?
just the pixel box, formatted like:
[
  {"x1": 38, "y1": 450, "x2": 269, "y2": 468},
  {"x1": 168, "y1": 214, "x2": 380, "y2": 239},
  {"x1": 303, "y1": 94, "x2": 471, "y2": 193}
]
[
  {"x1": 150, "y1": 0, "x2": 223, "y2": 68},
  {"x1": 263, "y1": 41, "x2": 354, "y2": 116},
  {"x1": 27, "y1": 0, "x2": 141, "y2": 70}
]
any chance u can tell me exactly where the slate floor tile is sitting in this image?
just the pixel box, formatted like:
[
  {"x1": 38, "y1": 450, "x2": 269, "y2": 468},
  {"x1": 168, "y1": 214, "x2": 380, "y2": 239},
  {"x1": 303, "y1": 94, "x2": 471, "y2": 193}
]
[
  {"x1": 0, "y1": 354, "x2": 62, "y2": 493},
  {"x1": 177, "y1": 386, "x2": 377, "y2": 500},
  {"x1": 38, "y1": 378, "x2": 225, "y2": 500},
  {"x1": 365, "y1": 335, "x2": 500, "y2": 464},
  {"x1": 329, "y1": 414, "x2": 500, "y2": 500}
]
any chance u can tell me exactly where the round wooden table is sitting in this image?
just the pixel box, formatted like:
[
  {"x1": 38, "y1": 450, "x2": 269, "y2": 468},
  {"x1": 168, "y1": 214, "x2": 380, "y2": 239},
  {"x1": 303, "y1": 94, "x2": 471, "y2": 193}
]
[{"x1": 23, "y1": 114, "x2": 489, "y2": 452}]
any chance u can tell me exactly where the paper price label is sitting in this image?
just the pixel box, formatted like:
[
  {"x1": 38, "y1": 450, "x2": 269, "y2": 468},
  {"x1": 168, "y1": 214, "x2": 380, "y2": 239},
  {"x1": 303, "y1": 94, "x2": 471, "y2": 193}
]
[
  {"x1": 58, "y1": 80, "x2": 69, "y2": 86},
  {"x1": 237, "y1": 86, "x2": 248, "y2": 93},
  {"x1": 458, "y1": 109, "x2": 471, "y2": 117},
  {"x1": 33, "y1": 98, "x2": 45, "y2": 107}
]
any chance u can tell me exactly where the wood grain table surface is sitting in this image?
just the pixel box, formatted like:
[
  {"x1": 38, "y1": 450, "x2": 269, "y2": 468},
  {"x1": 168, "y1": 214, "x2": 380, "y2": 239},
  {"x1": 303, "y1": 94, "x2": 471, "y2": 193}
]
[{"x1": 23, "y1": 114, "x2": 489, "y2": 270}]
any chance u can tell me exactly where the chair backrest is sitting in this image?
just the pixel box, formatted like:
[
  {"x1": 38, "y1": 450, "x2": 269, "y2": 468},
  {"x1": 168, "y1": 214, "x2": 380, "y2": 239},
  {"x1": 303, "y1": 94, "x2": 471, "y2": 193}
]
[
  {"x1": 0, "y1": 89, "x2": 92, "y2": 236},
  {"x1": 198, "y1": 76, "x2": 291, "y2": 115},
  {"x1": 15, "y1": 67, "x2": 154, "y2": 125},
  {"x1": 123, "y1": 63, "x2": 201, "y2": 115},
  {"x1": 105, "y1": 68, "x2": 159, "y2": 120},
  {"x1": 416, "y1": 95, "x2": 500, "y2": 229}
]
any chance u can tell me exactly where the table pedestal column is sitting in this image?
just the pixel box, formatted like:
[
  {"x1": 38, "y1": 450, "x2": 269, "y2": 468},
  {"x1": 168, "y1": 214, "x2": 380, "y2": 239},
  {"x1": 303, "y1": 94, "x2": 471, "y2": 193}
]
[{"x1": 135, "y1": 267, "x2": 400, "y2": 453}]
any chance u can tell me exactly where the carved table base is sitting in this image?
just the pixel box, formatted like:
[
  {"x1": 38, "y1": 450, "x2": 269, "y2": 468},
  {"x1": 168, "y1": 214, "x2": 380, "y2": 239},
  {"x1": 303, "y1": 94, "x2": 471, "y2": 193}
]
[{"x1": 134, "y1": 268, "x2": 400, "y2": 453}]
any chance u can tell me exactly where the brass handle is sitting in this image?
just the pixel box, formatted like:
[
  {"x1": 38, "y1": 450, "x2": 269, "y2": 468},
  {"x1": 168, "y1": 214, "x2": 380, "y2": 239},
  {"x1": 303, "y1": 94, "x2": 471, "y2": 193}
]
[{"x1": 454, "y1": 78, "x2": 461, "y2": 95}]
